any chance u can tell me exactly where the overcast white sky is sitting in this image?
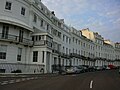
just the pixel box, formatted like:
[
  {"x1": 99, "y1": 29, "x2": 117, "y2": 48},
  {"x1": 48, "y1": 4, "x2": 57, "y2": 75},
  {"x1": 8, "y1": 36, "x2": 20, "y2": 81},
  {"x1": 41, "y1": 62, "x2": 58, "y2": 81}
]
[{"x1": 42, "y1": 0, "x2": 120, "y2": 42}]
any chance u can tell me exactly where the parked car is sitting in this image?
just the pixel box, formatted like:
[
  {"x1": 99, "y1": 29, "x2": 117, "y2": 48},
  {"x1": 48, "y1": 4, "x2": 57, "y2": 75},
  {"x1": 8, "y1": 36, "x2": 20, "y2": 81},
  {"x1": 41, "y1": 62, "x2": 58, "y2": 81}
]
[
  {"x1": 78, "y1": 65, "x2": 86, "y2": 73},
  {"x1": 94, "y1": 66, "x2": 103, "y2": 71},
  {"x1": 52, "y1": 64, "x2": 60, "y2": 73},
  {"x1": 88, "y1": 66, "x2": 95, "y2": 72},
  {"x1": 65, "y1": 66, "x2": 75, "y2": 74},
  {"x1": 82, "y1": 65, "x2": 89, "y2": 72},
  {"x1": 101, "y1": 65, "x2": 107, "y2": 70},
  {"x1": 52, "y1": 64, "x2": 66, "y2": 74},
  {"x1": 64, "y1": 66, "x2": 84, "y2": 74},
  {"x1": 73, "y1": 66, "x2": 84, "y2": 74},
  {"x1": 108, "y1": 64, "x2": 116, "y2": 69},
  {"x1": 106, "y1": 66, "x2": 110, "y2": 70}
]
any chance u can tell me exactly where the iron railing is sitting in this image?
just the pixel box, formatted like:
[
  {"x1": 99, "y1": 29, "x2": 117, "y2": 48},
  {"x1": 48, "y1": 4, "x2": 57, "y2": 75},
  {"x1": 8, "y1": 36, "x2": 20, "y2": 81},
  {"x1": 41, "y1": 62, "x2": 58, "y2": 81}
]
[
  {"x1": 34, "y1": 40, "x2": 52, "y2": 48},
  {"x1": 0, "y1": 33, "x2": 33, "y2": 46}
]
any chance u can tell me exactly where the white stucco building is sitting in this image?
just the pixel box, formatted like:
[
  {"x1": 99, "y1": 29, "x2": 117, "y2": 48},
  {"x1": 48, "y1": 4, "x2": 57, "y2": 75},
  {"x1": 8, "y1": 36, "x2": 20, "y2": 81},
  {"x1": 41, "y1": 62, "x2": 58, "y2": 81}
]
[{"x1": 0, "y1": 0, "x2": 120, "y2": 73}]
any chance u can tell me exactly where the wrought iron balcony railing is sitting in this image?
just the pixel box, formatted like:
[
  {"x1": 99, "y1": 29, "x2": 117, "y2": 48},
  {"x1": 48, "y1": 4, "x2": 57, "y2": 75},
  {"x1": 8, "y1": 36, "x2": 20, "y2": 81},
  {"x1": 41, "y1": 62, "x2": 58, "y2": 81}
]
[
  {"x1": 70, "y1": 53, "x2": 81, "y2": 58},
  {"x1": 0, "y1": 33, "x2": 17, "y2": 41},
  {"x1": 34, "y1": 40, "x2": 52, "y2": 48},
  {"x1": 0, "y1": 33, "x2": 33, "y2": 46},
  {"x1": 60, "y1": 53, "x2": 70, "y2": 59}
]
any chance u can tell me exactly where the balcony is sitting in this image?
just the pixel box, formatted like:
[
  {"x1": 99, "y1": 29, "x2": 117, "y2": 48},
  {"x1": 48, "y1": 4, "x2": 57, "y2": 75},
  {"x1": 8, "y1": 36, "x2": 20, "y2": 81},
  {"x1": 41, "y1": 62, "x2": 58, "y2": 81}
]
[
  {"x1": 85, "y1": 57, "x2": 95, "y2": 61},
  {"x1": 70, "y1": 53, "x2": 81, "y2": 58},
  {"x1": 22, "y1": 38, "x2": 33, "y2": 46},
  {"x1": 52, "y1": 49, "x2": 60, "y2": 54},
  {"x1": 81, "y1": 55, "x2": 85, "y2": 58},
  {"x1": 115, "y1": 59, "x2": 120, "y2": 61},
  {"x1": 95, "y1": 57, "x2": 106, "y2": 61},
  {"x1": 34, "y1": 40, "x2": 52, "y2": 48},
  {"x1": 0, "y1": 33, "x2": 17, "y2": 42},
  {"x1": 61, "y1": 53, "x2": 70, "y2": 59},
  {"x1": 0, "y1": 33, "x2": 33, "y2": 46}
]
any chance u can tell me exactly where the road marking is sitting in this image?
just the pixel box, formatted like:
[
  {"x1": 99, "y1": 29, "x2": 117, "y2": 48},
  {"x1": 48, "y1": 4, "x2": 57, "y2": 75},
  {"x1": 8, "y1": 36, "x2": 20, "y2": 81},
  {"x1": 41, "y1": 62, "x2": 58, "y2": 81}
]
[{"x1": 90, "y1": 80, "x2": 93, "y2": 89}]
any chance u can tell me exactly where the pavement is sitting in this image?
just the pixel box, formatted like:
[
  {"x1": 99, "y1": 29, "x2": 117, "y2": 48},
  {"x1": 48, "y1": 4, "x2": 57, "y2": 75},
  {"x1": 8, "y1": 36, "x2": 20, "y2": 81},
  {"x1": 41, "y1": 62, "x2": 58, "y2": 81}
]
[
  {"x1": 0, "y1": 69, "x2": 120, "y2": 90},
  {"x1": 0, "y1": 73, "x2": 58, "y2": 78}
]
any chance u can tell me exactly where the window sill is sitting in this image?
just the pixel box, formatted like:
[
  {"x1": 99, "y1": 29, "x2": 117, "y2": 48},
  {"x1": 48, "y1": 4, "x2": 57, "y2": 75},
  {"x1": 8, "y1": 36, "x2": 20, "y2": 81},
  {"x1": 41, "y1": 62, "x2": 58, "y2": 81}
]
[{"x1": 4, "y1": 9, "x2": 12, "y2": 13}]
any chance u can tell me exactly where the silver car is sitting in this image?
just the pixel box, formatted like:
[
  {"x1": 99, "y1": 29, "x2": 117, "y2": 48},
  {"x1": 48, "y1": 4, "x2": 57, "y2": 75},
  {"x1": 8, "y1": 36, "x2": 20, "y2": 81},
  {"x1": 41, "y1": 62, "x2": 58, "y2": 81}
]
[
  {"x1": 65, "y1": 66, "x2": 83, "y2": 74},
  {"x1": 66, "y1": 66, "x2": 75, "y2": 74}
]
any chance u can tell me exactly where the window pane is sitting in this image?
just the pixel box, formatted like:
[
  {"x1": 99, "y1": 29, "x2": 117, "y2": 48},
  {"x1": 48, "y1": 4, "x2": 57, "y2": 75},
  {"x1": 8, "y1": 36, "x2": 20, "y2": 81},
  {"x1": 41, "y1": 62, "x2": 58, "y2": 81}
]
[
  {"x1": 33, "y1": 51, "x2": 38, "y2": 62},
  {"x1": 33, "y1": 14, "x2": 37, "y2": 22},
  {"x1": 21, "y1": 7, "x2": 25, "y2": 15},
  {"x1": 0, "y1": 52, "x2": 6, "y2": 59},
  {"x1": 5, "y1": 2, "x2": 12, "y2": 10}
]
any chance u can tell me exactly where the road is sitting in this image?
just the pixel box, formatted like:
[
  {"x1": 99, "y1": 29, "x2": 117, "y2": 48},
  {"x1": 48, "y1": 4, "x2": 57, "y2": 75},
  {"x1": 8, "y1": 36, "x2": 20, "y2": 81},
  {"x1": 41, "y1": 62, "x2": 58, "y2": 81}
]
[{"x1": 0, "y1": 70, "x2": 120, "y2": 90}]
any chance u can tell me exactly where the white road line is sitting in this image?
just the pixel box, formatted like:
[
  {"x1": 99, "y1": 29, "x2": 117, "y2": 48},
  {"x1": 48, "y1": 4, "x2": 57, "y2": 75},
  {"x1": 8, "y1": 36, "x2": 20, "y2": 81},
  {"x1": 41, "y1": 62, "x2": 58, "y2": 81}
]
[{"x1": 90, "y1": 80, "x2": 93, "y2": 89}]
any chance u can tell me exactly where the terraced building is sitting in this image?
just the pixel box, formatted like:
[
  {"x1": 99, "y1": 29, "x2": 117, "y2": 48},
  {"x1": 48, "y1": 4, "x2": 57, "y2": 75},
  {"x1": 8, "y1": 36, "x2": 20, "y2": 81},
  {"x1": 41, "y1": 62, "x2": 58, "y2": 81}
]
[{"x1": 0, "y1": 0, "x2": 120, "y2": 73}]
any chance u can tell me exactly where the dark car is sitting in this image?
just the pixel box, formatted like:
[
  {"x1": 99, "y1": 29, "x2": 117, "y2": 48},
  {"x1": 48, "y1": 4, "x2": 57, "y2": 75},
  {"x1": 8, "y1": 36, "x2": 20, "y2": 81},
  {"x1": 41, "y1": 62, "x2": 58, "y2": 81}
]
[
  {"x1": 78, "y1": 65, "x2": 86, "y2": 73},
  {"x1": 88, "y1": 66, "x2": 95, "y2": 72},
  {"x1": 52, "y1": 64, "x2": 66, "y2": 74},
  {"x1": 101, "y1": 65, "x2": 107, "y2": 70},
  {"x1": 82, "y1": 65, "x2": 89, "y2": 72}
]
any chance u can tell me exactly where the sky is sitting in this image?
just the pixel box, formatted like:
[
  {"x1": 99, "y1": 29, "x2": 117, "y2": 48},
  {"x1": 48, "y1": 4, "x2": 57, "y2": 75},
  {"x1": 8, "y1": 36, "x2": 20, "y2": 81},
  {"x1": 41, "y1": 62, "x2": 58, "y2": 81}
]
[{"x1": 42, "y1": 0, "x2": 120, "y2": 42}]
